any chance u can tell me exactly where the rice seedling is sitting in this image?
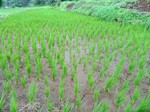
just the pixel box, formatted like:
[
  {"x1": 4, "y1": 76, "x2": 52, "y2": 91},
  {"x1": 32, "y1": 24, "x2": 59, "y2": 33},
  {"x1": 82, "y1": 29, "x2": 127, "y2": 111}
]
[
  {"x1": 134, "y1": 70, "x2": 145, "y2": 86},
  {"x1": 10, "y1": 88, "x2": 17, "y2": 112},
  {"x1": 10, "y1": 97, "x2": 18, "y2": 112},
  {"x1": 134, "y1": 98, "x2": 149, "y2": 112},
  {"x1": 76, "y1": 94, "x2": 81, "y2": 108},
  {"x1": 74, "y1": 78, "x2": 79, "y2": 97},
  {"x1": 99, "y1": 68, "x2": 105, "y2": 80},
  {"x1": 128, "y1": 57, "x2": 136, "y2": 75},
  {"x1": 83, "y1": 57, "x2": 88, "y2": 70},
  {"x1": 92, "y1": 59, "x2": 97, "y2": 71},
  {"x1": 132, "y1": 87, "x2": 140, "y2": 104},
  {"x1": 105, "y1": 77, "x2": 114, "y2": 92},
  {"x1": 88, "y1": 76, "x2": 95, "y2": 90},
  {"x1": 13, "y1": 59, "x2": 20, "y2": 72},
  {"x1": 47, "y1": 100, "x2": 54, "y2": 111},
  {"x1": 5, "y1": 51, "x2": 11, "y2": 61},
  {"x1": 99, "y1": 101, "x2": 109, "y2": 112},
  {"x1": 11, "y1": 88, "x2": 17, "y2": 101},
  {"x1": 4, "y1": 69, "x2": 12, "y2": 80},
  {"x1": 27, "y1": 81, "x2": 38, "y2": 104},
  {"x1": 23, "y1": 42, "x2": 29, "y2": 54},
  {"x1": 20, "y1": 75, "x2": 26, "y2": 88},
  {"x1": 44, "y1": 86, "x2": 50, "y2": 97},
  {"x1": 121, "y1": 80, "x2": 129, "y2": 91},
  {"x1": 115, "y1": 90, "x2": 126, "y2": 106},
  {"x1": 124, "y1": 103, "x2": 132, "y2": 112},
  {"x1": 63, "y1": 64, "x2": 68, "y2": 76},
  {"x1": 3, "y1": 80, "x2": 11, "y2": 92},
  {"x1": 0, "y1": 92, "x2": 5, "y2": 110},
  {"x1": 71, "y1": 69, "x2": 75, "y2": 80},
  {"x1": 138, "y1": 57, "x2": 146, "y2": 69},
  {"x1": 93, "y1": 103, "x2": 101, "y2": 112},
  {"x1": 51, "y1": 60, "x2": 57, "y2": 81},
  {"x1": 35, "y1": 62, "x2": 42, "y2": 80},
  {"x1": 87, "y1": 69, "x2": 94, "y2": 89},
  {"x1": 14, "y1": 70, "x2": 19, "y2": 84},
  {"x1": 103, "y1": 59, "x2": 110, "y2": 73},
  {"x1": 62, "y1": 100, "x2": 71, "y2": 112},
  {"x1": 93, "y1": 89, "x2": 100, "y2": 103},
  {"x1": 59, "y1": 79, "x2": 65, "y2": 100},
  {"x1": 25, "y1": 62, "x2": 31, "y2": 77},
  {"x1": 32, "y1": 39, "x2": 37, "y2": 54},
  {"x1": 44, "y1": 75, "x2": 49, "y2": 85},
  {"x1": 73, "y1": 61, "x2": 78, "y2": 72},
  {"x1": 93, "y1": 100, "x2": 109, "y2": 112},
  {"x1": 1, "y1": 56, "x2": 7, "y2": 70}
]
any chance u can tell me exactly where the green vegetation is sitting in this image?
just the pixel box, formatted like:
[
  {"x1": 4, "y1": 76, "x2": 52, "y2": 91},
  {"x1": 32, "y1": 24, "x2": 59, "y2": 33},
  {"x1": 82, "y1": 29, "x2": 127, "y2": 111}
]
[
  {"x1": 27, "y1": 81, "x2": 38, "y2": 104},
  {"x1": 0, "y1": 6, "x2": 149, "y2": 111},
  {"x1": 0, "y1": 92, "x2": 5, "y2": 110},
  {"x1": 59, "y1": 1, "x2": 150, "y2": 26}
]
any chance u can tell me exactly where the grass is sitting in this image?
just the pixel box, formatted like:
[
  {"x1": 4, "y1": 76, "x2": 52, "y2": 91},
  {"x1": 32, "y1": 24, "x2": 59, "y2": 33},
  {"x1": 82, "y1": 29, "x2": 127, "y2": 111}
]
[
  {"x1": 59, "y1": 1, "x2": 150, "y2": 26},
  {"x1": 0, "y1": 7, "x2": 150, "y2": 111}
]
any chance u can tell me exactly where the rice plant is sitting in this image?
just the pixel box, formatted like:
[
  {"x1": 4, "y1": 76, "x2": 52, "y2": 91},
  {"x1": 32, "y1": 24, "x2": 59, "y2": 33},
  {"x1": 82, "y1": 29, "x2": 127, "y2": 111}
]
[
  {"x1": 4, "y1": 69, "x2": 12, "y2": 80},
  {"x1": 124, "y1": 103, "x2": 132, "y2": 112},
  {"x1": 93, "y1": 89, "x2": 100, "y2": 103},
  {"x1": 105, "y1": 77, "x2": 114, "y2": 92},
  {"x1": 44, "y1": 86, "x2": 50, "y2": 97},
  {"x1": 10, "y1": 88, "x2": 17, "y2": 112},
  {"x1": 20, "y1": 75, "x2": 26, "y2": 88},
  {"x1": 115, "y1": 90, "x2": 126, "y2": 106},
  {"x1": 47, "y1": 100, "x2": 54, "y2": 111},
  {"x1": 0, "y1": 92, "x2": 5, "y2": 110},
  {"x1": 10, "y1": 97, "x2": 18, "y2": 112},
  {"x1": 44, "y1": 75, "x2": 49, "y2": 85},
  {"x1": 25, "y1": 62, "x2": 31, "y2": 77},
  {"x1": 59, "y1": 79, "x2": 65, "y2": 100},
  {"x1": 14, "y1": 70, "x2": 19, "y2": 84},
  {"x1": 27, "y1": 81, "x2": 38, "y2": 104},
  {"x1": 93, "y1": 101, "x2": 109, "y2": 112},
  {"x1": 51, "y1": 60, "x2": 57, "y2": 81},
  {"x1": 74, "y1": 78, "x2": 79, "y2": 96},
  {"x1": 62, "y1": 100, "x2": 71, "y2": 112},
  {"x1": 134, "y1": 70, "x2": 145, "y2": 86},
  {"x1": 99, "y1": 68, "x2": 105, "y2": 80},
  {"x1": 128, "y1": 57, "x2": 136, "y2": 75},
  {"x1": 76, "y1": 94, "x2": 81, "y2": 108},
  {"x1": 3, "y1": 80, "x2": 11, "y2": 92},
  {"x1": 71, "y1": 69, "x2": 75, "y2": 80},
  {"x1": 132, "y1": 87, "x2": 140, "y2": 104}
]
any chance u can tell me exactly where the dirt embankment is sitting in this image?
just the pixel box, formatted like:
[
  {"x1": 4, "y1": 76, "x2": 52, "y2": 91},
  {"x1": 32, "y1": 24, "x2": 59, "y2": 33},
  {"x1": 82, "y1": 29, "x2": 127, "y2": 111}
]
[
  {"x1": 125, "y1": 0, "x2": 150, "y2": 12},
  {"x1": 66, "y1": 0, "x2": 150, "y2": 12}
]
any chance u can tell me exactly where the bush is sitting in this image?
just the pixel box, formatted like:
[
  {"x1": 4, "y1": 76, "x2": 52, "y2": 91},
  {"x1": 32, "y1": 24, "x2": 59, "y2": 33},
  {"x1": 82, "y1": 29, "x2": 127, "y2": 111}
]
[{"x1": 0, "y1": 0, "x2": 2, "y2": 7}]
